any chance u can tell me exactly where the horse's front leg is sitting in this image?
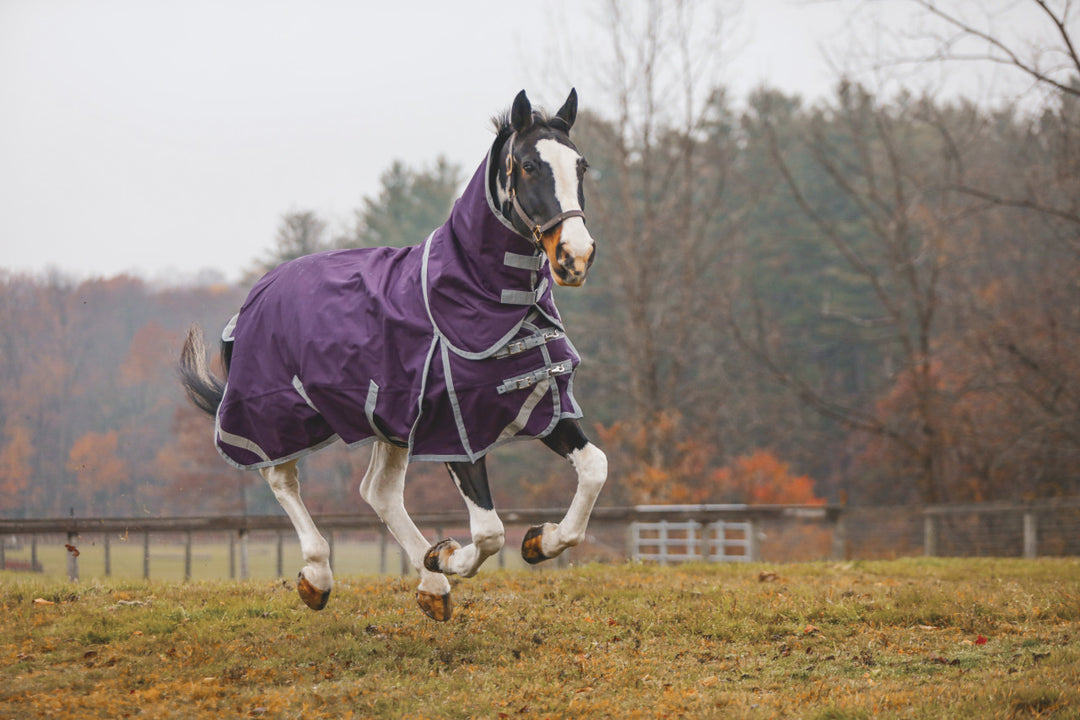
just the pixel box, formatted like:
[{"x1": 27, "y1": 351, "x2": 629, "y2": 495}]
[
  {"x1": 359, "y1": 441, "x2": 453, "y2": 621},
  {"x1": 522, "y1": 418, "x2": 608, "y2": 564},
  {"x1": 260, "y1": 460, "x2": 333, "y2": 610},
  {"x1": 424, "y1": 458, "x2": 505, "y2": 578}
]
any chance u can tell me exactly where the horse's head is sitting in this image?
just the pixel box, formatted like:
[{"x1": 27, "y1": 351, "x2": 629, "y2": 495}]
[{"x1": 496, "y1": 89, "x2": 596, "y2": 287}]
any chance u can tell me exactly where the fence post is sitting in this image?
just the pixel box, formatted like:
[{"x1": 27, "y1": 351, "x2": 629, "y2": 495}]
[
  {"x1": 104, "y1": 533, "x2": 111, "y2": 577},
  {"x1": 229, "y1": 533, "x2": 236, "y2": 579},
  {"x1": 658, "y1": 521, "x2": 669, "y2": 566},
  {"x1": 239, "y1": 529, "x2": 249, "y2": 579},
  {"x1": 924, "y1": 513, "x2": 938, "y2": 557},
  {"x1": 67, "y1": 532, "x2": 79, "y2": 582},
  {"x1": 0, "y1": 533, "x2": 5, "y2": 570},
  {"x1": 31, "y1": 536, "x2": 38, "y2": 572},
  {"x1": 379, "y1": 527, "x2": 388, "y2": 574},
  {"x1": 276, "y1": 531, "x2": 284, "y2": 577},
  {"x1": 184, "y1": 531, "x2": 193, "y2": 581},
  {"x1": 831, "y1": 513, "x2": 847, "y2": 561},
  {"x1": 1023, "y1": 512, "x2": 1037, "y2": 559},
  {"x1": 747, "y1": 520, "x2": 761, "y2": 562},
  {"x1": 143, "y1": 532, "x2": 151, "y2": 579}
]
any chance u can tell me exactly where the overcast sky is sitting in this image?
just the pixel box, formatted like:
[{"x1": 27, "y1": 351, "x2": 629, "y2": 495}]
[{"x1": 0, "y1": 0, "x2": 1055, "y2": 284}]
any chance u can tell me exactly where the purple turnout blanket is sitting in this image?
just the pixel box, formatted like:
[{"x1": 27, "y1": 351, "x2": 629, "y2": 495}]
[{"x1": 214, "y1": 148, "x2": 582, "y2": 469}]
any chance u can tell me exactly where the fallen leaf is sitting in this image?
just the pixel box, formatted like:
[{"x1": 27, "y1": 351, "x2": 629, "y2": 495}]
[
  {"x1": 700, "y1": 675, "x2": 719, "y2": 688},
  {"x1": 975, "y1": 635, "x2": 988, "y2": 645},
  {"x1": 64, "y1": 544, "x2": 80, "y2": 557},
  {"x1": 32, "y1": 598, "x2": 54, "y2": 606},
  {"x1": 758, "y1": 571, "x2": 780, "y2": 582}
]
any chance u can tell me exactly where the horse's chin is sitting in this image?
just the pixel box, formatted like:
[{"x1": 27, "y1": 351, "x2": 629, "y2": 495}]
[{"x1": 553, "y1": 275, "x2": 587, "y2": 288}]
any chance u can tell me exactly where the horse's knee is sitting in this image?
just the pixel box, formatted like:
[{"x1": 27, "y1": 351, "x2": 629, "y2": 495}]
[{"x1": 571, "y1": 443, "x2": 607, "y2": 490}]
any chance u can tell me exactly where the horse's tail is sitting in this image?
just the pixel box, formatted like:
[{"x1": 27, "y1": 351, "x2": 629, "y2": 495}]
[{"x1": 178, "y1": 325, "x2": 228, "y2": 416}]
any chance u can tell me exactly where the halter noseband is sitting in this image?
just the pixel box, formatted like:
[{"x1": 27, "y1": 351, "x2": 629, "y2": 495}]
[{"x1": 504, "y1": 132, "x2": 586, "y2": 247}]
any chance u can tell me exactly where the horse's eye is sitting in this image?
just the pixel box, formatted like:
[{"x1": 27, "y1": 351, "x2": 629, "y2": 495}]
[{"x1": 521, "y1": 161, "x2": 537, "y2": 174}]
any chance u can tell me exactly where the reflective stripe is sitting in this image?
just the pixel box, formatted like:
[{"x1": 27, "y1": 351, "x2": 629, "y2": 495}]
[
  {"x1": 497, "y1": 378, "x2": 550, "y2": 441},
  {"x1": 365, "y1": 380, "x2": 394, "y2": 445},
  {"x1": 496, "y1": 360, "x2": 573, "y2": 395},
  {"x1": 221, "y1": 313, "x2": 238, "y2": 342},
  {"x1": 292, "y1": 376, "x2": 319, "y2": 411},
  {"x1": 216, "y1": 424, "x2": 271, "y2": 464}
]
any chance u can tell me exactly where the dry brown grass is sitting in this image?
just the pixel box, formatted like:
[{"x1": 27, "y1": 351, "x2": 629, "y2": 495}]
[{"x1": 2, "y1": 558, "x2": 1079, "y2": 718}]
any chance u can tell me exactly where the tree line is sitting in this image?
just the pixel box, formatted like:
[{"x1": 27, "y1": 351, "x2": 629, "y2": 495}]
[{"x1": 2, "y1": 0, "x2": 1077, "y2": 517}]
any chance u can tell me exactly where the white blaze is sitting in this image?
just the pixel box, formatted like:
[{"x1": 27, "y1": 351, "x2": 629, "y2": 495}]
[{"x1": 535, "y1": 138, "x2": 594, "y2": 260}]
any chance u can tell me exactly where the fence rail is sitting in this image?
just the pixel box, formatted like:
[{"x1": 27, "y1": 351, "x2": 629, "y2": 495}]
[{"x1": 2, "y1": 499, "x2": 1077, "y2": 582}]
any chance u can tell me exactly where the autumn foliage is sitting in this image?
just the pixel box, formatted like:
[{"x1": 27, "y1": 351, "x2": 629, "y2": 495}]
[
  {"x1": 595, "y1": 412, "x2": 823, "y2": 506},
  {"x1": 711, "y1": 450, "x2": 825, "y2": 506}
]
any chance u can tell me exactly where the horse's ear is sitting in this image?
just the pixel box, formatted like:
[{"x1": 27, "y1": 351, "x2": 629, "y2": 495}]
[
  {"x1": 511, "y1": 90, "x2": 533, "y2": 133},
  {"x1": 553, "y1": 88, "x2": 578, "y2": 133}
]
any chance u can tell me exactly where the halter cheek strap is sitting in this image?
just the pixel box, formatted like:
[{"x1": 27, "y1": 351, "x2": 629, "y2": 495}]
[{"x1": 505, "y1": 133, "x2": 586, "y2": 246}]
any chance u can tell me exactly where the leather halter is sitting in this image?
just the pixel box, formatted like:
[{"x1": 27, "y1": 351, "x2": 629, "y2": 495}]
[{"x1": 504, "y1": 132, "x2": 586, "y2": 247}]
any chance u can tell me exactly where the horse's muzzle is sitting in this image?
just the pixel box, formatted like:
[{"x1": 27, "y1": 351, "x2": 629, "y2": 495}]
[{"x1": 540, "y1": 225, "x2": 595, "y2": 287}]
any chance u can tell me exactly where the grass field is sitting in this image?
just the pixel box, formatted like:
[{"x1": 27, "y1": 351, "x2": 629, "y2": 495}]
[{"x1": 2, "y1": 559, "x2": 1079, "y2": 719}]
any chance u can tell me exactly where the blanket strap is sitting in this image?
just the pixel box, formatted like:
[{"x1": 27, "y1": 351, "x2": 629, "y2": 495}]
[
  {"x1": 496, "y1": 360, "x2": 573, "y2": 395},
  {"x1": 500, "y1": 275, "x2": 548, "y2": 305},
  {"x1": 494, "y1": 329, "x2": 564, "y2": 359},
  {"x1": 503, "y1": 251, "x2": 543, "y2": 271}
]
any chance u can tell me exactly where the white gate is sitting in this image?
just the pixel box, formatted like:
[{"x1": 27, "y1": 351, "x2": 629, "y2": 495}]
[{"x1": 630, "y1": 520, "x2": 757, "y2": 564}]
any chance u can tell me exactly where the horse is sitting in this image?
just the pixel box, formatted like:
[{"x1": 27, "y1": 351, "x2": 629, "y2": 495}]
[{"x1": 178, "y1": 89, "x2": 606, "y2": 622}]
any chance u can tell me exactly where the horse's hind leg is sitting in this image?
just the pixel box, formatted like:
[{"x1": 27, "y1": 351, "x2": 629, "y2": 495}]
[
  {"x1": 424, "y1": 458, "x2": 505, "y2": 578},
  {"x1": 260, "y1": 460, "x2": 333, "y2": 610},
  {"x1": 523, "y1": 418, "x2": 607, "y2": 564},
  {"x1": 360, "y1": 442, "x2": 453, "y2": 621}
]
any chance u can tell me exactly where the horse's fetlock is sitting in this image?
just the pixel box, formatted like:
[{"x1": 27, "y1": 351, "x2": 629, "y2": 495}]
[{"x1": 475, "y1": 529, "x2": 505, "y2": 555}]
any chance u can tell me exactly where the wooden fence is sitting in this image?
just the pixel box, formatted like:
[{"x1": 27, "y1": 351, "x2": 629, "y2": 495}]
[
  {"x1": 0, "y1": 505, "x2": 842, "y2": 581},
  {"x1": 2, "y1": 499, "x2": 1077, "y2": 582}
]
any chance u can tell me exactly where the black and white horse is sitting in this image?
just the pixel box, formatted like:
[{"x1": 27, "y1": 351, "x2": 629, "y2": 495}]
[{"x1": 179, "y1": 90, "x2": 606, "y2": 621}]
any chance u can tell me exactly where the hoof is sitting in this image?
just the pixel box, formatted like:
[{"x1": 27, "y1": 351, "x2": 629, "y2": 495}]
[
  {"x1": 297, "y1": 573, "x2": 331, "y2": 611},
  {"x1": 423, "y1": 538, "x2": 461, "y2": 574},
  {"x1": 521, "y1": 524, "x2": 553, "y2": 565},
  {"x1": 416, "y1": 590, "x2": 452, "y2": 622}
]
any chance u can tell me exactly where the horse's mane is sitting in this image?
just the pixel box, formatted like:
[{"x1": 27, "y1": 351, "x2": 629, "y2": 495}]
[{"x1": 490, "y1": 108, "x2": 560, "y2": 143}]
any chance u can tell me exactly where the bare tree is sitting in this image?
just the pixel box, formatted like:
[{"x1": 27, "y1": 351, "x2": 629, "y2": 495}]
[{"x1": 549, "y1": 0, "x2": 745, "y2": 502}]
